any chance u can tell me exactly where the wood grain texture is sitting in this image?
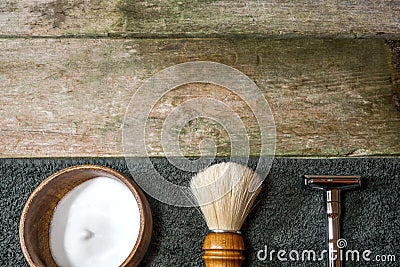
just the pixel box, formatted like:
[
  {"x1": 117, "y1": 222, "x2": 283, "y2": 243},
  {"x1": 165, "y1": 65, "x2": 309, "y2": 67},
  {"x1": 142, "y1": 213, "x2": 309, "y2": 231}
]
[
  {"x1": 388, "y1": 40, "x2": 400, "y2": 112},
  {"x1": 202, "y1": 232, "x2": 245, "y2": 267},
  {"x1": 0, "y1": 0, "x2": 399, "y2": 37},
  {"x1": 0, "y1": 38, "x2": 399, "y2": 157},
  {"x1": 0, "y1": 0, "x2": 120, "y2": 36}
]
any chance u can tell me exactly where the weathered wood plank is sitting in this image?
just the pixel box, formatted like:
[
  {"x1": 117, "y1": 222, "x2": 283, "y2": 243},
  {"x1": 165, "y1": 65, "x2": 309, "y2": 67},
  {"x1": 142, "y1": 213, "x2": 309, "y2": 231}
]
[
  {"x1": 0, "y1": 38, "x2": 399, "y2": 157},
  {"x1": 388, "y1": 40, "x2": 400, "y2": 112},
  {"x1": 0, "y1": 0, "x2": 120, "y2": 36},
  {"x1": 1, "y1": 0, "x2": 399, "y2": 37}
]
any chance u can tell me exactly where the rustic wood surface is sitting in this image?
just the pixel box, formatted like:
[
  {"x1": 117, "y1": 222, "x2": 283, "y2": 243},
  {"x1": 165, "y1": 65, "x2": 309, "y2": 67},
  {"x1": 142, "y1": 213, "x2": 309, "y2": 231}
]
[
  {"x1": 0, "y1": 0, "x2": 399, "y2": 37},
  {"x1": 1, "y1": 38, "x2": 399, "y2": 157},
  {"x1": 388, "y1": 40, "x2": 400, "y2": 113}
]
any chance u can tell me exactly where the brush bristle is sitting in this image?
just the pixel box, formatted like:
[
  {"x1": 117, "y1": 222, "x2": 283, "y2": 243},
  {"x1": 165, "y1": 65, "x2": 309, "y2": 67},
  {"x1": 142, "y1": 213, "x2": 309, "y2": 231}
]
[{"x1": 190, "y1": 162, "x2": 263, "y2": 231}]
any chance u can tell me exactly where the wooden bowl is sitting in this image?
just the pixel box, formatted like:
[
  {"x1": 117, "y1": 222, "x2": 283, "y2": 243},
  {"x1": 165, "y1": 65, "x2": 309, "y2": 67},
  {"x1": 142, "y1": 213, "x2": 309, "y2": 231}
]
[{"x1": 19, "y1": 165, "x2": 152, "y2": 267}]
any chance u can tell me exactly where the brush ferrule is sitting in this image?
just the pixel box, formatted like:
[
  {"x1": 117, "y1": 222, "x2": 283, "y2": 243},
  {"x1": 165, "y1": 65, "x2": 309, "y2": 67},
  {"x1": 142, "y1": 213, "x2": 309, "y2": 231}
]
[{"x1": 209, "y1": 230, "x2": 242, "y2": 235}]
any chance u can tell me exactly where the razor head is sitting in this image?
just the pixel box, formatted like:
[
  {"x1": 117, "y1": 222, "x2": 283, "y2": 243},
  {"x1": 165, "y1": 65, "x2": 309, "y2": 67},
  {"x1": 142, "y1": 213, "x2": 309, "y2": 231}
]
[{"x1": 304, "y1": 175, "x2": 362, "y2": 191}]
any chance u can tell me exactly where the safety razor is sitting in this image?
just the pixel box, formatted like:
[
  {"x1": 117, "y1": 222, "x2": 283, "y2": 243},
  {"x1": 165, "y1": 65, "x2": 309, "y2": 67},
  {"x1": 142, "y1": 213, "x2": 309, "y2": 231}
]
[{"x1": 304, "y1": 175, "x2": 362, "y2": 267}]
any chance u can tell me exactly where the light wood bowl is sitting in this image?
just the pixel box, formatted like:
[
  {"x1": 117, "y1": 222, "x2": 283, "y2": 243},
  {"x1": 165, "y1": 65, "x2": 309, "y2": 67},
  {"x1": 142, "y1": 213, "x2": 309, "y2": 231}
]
[{"x1": 19, "y1": 165, "x2": 152, "y2": 267}]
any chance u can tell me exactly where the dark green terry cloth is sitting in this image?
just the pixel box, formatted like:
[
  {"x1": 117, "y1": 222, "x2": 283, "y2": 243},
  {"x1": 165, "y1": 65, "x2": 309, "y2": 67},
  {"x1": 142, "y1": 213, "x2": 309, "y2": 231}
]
[{"x1": 0, "y1": 158, "x2": 399, "y2": 267}]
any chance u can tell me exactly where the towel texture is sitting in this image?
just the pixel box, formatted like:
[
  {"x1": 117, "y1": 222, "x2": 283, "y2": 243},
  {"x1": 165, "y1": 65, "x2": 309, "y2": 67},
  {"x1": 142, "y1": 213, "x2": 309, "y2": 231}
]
[{"x1": 0, "y1": 158, "x2": 399, "y2": 266}]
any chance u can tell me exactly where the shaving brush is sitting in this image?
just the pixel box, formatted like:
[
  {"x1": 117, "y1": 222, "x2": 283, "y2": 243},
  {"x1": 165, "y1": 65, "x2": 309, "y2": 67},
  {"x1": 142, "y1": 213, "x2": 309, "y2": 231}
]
[{"x1": 190, "y1": 162, "x2": 263, "y2": 267}]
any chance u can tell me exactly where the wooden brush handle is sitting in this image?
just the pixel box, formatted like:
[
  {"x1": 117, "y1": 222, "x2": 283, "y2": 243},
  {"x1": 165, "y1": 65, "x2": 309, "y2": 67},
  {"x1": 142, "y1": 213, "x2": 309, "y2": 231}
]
[{"x1": 202, "y1": 231, "x2": 245, "y2": 267}]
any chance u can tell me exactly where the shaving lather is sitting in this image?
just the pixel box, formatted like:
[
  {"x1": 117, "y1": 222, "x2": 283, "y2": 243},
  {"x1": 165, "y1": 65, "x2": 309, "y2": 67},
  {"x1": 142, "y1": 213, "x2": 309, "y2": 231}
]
[{"x1": 304, "y1": 175, "x2": 362, "y2": 267}]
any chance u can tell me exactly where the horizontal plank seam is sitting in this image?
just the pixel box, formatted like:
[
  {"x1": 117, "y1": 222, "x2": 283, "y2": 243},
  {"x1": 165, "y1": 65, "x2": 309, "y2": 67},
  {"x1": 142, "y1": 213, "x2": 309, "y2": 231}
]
[
  {"x1": 0, "y1": 155, "x2": 399, "y2": 159},
  {"x1": 1, "y1": 33, "x2": 400, "y2": 40}
]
